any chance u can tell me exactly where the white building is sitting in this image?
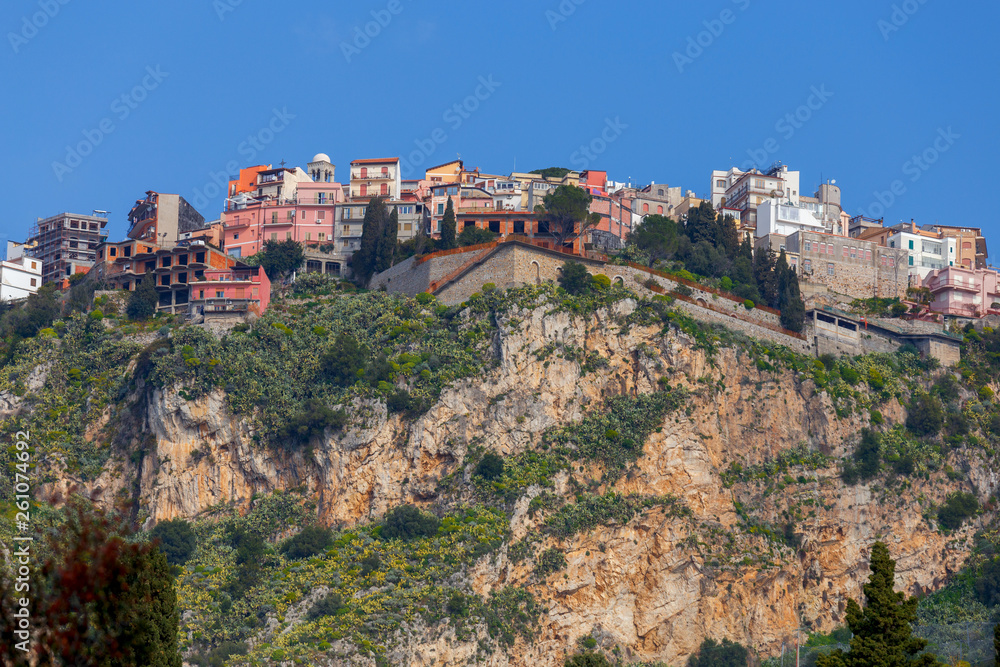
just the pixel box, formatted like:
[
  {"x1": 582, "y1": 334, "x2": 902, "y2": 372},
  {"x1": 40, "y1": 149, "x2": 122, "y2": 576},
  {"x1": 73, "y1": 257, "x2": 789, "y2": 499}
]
[
  {"x1": 755, "y1": 199, "x2": 826, "y2": 238},
  {"x1": 886, "y1": 223, "x2": 956, "y2": 280},
  {"x1": 1, "y1": 242, "x2": 43, "y2": 302}
]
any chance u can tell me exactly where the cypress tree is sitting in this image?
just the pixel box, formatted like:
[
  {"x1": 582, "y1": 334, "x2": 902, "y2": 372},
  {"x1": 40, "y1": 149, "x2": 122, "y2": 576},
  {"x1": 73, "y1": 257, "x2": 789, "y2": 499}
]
[
  {"x1": 352, "y1": 195, "x2": 389, "y2": 285},
  {"x1": 378, "y1": 206, "x2": 399, "y2": 272},
  {"x1": 753, "y1": 245, "x2": 779, "y2": 308},
  {"x1": 127, "y1": 272, "x2": 159, "y2": 321},
  {"x1": 715, "y1": 213, "x2": 740, "y2": 259},
  {"x1": 816, "y1": 542, "x2": 943, "y2": 667},
  {"x1": 440, "y1": 196, "x2": 457, "y2": 250}
]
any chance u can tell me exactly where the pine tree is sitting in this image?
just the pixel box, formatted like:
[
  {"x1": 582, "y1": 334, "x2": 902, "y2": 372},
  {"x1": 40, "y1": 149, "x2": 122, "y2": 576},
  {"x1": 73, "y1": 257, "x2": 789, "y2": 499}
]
[
  {"x1": 127, "y1": 272, "x2": 159, "y2": 321},
  {"x1": 816, "y1": 542, "x2": 943, "y2": 667},
  {"x1": 440, "y1": 196, "x2": 457, "y2": 250}
]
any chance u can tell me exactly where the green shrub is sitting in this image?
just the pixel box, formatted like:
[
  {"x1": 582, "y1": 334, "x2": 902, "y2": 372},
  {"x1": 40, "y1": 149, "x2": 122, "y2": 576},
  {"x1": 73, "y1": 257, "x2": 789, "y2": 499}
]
[
  {"x1": 743, "y1": 299, "x2": 754, "y2": 310},
  {"x1": 591, "y1": 274, "x2": 611, "y2": 291},
  {"x1": 307, "y1": 592, "x2": 346, "y2": 620},
  {"x1": 937, "y1": 492, "x2": 979, "y2": 531},
  {"x1": 415, "y1": 292, "x2": 434, "y2": 305},
  {"x1": 381, "y1": 504, "x2": 440, "y2": 541},
  {"x1": 320, "y1": 332, "x2": 366, "y2": 387},
  {"x1": 688, "y1": 637, "x2": 748, "y2": 667},
  {"x1": 719, "y1": 276, "x2": 733, "y2": 291},
  {"x1": 558, "y1": 261, "x2": 592, "y2": 296},
  {"x1": 473, "y1": 452, "x2": 505, "y2": 481},
  {"x1": 535, "y1": 547, "x2": 567, "y2": 577},
  {"x1": 446, "y1": 590, "x2": 469, "y2": 617},
  {"x1": 279, "y1": 525, "x2": 333, "y2": 560},
  {"x1": 870, "y1": 410, "x2": 884, "y2": 425},
  {"x1": 973, "y1": 557, "x2": 1000, "y2": 607},
  {"x1": 565, "y1": 652, "x2": 612, "y2": 667},
  {"x1": 88, "y1": 309, "x2": 104, "y2": 321},
  {"x1": 842, "y1": 429, "x2": 881, "y2": 485},
  {"x1": 281, "y1": 399, "x2": 347, "y2": 446},
  {"x1": 840, "y1": 366, "x2": 860, "y2": 385},
  {"x1": 905, "y1": 393, "x2": 944, "y2": 437},
  {"x1": 190, "y1": 640, "x2": 248, "y2": 667},
  {"x1": 482, "y1": 282, "x2": 497, "y2": 293},
  {"x1": 150, "y1": 518, "x2": 197, "y2": 566}
]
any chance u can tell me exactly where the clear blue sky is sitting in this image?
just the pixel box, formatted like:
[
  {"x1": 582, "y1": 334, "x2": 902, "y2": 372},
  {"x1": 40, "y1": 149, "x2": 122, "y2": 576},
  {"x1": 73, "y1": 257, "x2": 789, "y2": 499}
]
[{"x1": 1, "y1": 0, "x2": 997, "y2": 252}]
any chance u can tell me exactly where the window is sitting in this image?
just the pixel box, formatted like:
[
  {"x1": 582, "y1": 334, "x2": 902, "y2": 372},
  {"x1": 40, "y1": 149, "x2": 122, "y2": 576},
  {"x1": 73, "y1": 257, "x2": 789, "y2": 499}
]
[
  {"x1": 30, "y1": 261, "x2": 37, "y2": 270},
  {"x1": 287, "y1": 211, "x2": 295, "y2": 219},
  {"x1": 360, "y1": 185, "x2": 367, "y2": 196},
  {"x1": 30, "y1": 278, "x2": 36, "y2": 287},
  {"x1": 658, "y1": 189, "x2": 664, "y2": 196},
  {"x1": 124, "y1": 246, "x2": 131, "y2": 257},
  {"x1": 849, "y1": 247, "x2": 856, "y2": 259},
  {"x1": 360, "y1": 167, "x2": 368, "y2": 178},
  {"x1": 908, "y1": 239, "x2": 914, "y2": 250},
  {"x1": 318, "y1": 233, "x2": 326, "y2": 241},
  {"x1": 437, "y1": 203, "x2": 445, "y2": 215},
  {"x1": 642, "y1": 203, "x2": 649, "y2": 213},
  {"x1": 306, "y1": 233, "x2": 311, "y2": 241},
  {"x1": 804, "y1": 240, "x2": 812, "y2": 252},
  {"x1": 216, "y1": 290, "x2": 225, "y2": 298},
  {"x1": 271, "y1": 212, "x2": 278, "y2": 224},
  {"x1": 381, "y1": 183, "x2": 388, "y2": 195},
  {"x1": 865, "y1": 250, "x2": 872, "y2": 261},
  {"x1": 199, "y1": 290, "x2": 204, "y2": 299},
  {"x1": 888, "y1": 257, "x2": 895, "y2": 268},
  {"x1": 317, "y1": 210, "x2": 326, "y2": 220},
  {"x1": 302, "y1": 211, "x2": 307, "y2": 219},
  {"x1": 233, "y1": 232, "x2": 239, "y2": 240},
  {"x1": 843, "y1": 247, "x2": 849, "y2": 259},
  {"x1": 109, "y1": 247, "x2": 117, "y2": 257},
  {"x1": 881, "y1": 256, "x2": 886, "y2": 267},
  {"x1": 827, "y1": 263, "x2": 835, "y2": 276},
  {"x1": 908, "y1": 256, "x2": 914, "y2": 266},
  {"x1": 803, "y1": 259, "x2": 812, "y2": 273},
  {"x1": 656, "y1": 205, "x2": 663, "y2": 214},
  {"x1": 343, "y1": 225, "x2": 349, "y2": 234},
  {"x1": 286, "y1": 232, "x2": 292, "y2": 240},
  {"x1": 381, "y1": 166, "x2": 388, "y2": 175},
  {"x1": 271, "y1": 233, "x2": 278, "y2": 241},
  {"x1": 447, "y1": 186, "x2": 458, "y2": 196},
  {"x1": 513, "y1": 221, "x2": 525, "y2": 234},
  {"x1": 716, "y1": 180, "x2": 725, "y2": 188}
]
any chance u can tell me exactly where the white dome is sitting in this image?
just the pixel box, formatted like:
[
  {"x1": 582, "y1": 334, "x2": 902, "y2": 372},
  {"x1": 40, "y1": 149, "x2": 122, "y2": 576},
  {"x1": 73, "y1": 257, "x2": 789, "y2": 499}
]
[{"x1": 312, "y1": 153, "x2": 331, "y2": 164}]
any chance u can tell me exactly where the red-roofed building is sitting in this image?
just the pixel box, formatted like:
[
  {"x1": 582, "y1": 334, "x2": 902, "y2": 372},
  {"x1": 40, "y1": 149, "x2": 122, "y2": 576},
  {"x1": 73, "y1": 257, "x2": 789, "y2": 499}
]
[{"x1": 349, "y1": 158, "x2": 401, "y2": 199}]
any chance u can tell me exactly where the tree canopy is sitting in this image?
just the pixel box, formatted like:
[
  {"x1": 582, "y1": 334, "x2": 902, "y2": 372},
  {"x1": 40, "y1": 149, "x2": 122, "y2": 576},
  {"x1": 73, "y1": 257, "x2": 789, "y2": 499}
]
[
  {"x1": 0, "y1": 500, "x2": 182, "y2": 666},
  {"x1": 351, "y1": 196, "x2": 392, "y2": 285},
  {"x1": 126, "y1": 273, "x2": 159, "y2": 321},
  {"x1": 259, "y1": 238, "x2": 305, "y2": 282},
  {"x1": 529, "y1": 167, "x2": 572, "y2": 179},
  {"x1": 629, "y1": 214, "x2": 680, "y2": 267},
  {"x1": 535, "y1": 185, "x2": 602, "y2": 247}
]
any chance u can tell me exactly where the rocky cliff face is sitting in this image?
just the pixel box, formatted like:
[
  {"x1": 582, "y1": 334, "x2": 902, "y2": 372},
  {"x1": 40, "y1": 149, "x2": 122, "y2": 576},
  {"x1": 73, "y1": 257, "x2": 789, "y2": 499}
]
[{"x1": 52, "y1": 298, "x2": 989, "y2": 665}]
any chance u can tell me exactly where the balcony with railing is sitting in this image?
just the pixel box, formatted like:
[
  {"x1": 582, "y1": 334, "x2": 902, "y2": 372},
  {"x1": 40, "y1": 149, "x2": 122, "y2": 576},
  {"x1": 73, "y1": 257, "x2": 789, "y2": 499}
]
[{"x1": 351, "y1": 170, "x2": 395, "y2": 181}]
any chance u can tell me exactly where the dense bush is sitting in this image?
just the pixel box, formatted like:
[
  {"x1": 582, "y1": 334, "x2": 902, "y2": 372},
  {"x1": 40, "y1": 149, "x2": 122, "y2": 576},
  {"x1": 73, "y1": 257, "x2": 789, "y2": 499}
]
[
  {"x1": 320, "y1": 332, "x2": 366, "y2": 387},
  {"x1": 473, "y1": 452, "x2": 505, "y2": 481},
  {"x1": 841, "y1": 429, "x2": 882, "y2": 485},
  {"x1": 279, "y1": 525, "x2": 333, "y2": 560},
  {"x1": 189, "y1": 641, "x2": 248, "y2": 667},
  {"x1": 281, "y1": 399, "x2": 347, "y2": 446},
  {"x1": 306, "y1": 592, "x2": 346, "y2": 620},
  {"x1": 937, "y1": 492, "x2": 979, "y2": 531},
  {"x1": 127, "y1": 274, "x2": 158, "y2": 321},
  {"x1": 973, "y1": 557, "x2": 1000, "y2": 607},
  {"x1": 565, "y1": 652, "x2": 612, "y2": 667},
  {"x1": 558, "y1": 261, "x2": 592, "y2": 296},
  {"x1": 906, "y1": 393, "x2": 944, "y2": 437},
  {"x1": 457, "y1": 225, "x2": 498, "y2": 247},
  {"x1": 381, "y1": 504, "x2": 440, "y2": 541},
  {"x1": 534, "y1": 547, "x2": 567, "y2": 577},
  {"x1": 150, "y1": 518, "x2": 197, "y2": 566},
  {"x1": 688, "y1": 637, "x2": 748, "y2": 667}
]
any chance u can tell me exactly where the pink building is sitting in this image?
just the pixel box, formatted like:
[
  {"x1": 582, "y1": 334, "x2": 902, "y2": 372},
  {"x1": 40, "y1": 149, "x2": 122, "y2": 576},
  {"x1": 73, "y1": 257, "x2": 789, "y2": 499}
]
[
  {"x1": 190, "y1": 266, "x2": 271, "y2": 316},
  {"x1": 221, "y1": 182, "x2": 345, "y2": 258},
  {"x1": 922, "y1": 266, "x2": 1000, "y2": 318}
]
